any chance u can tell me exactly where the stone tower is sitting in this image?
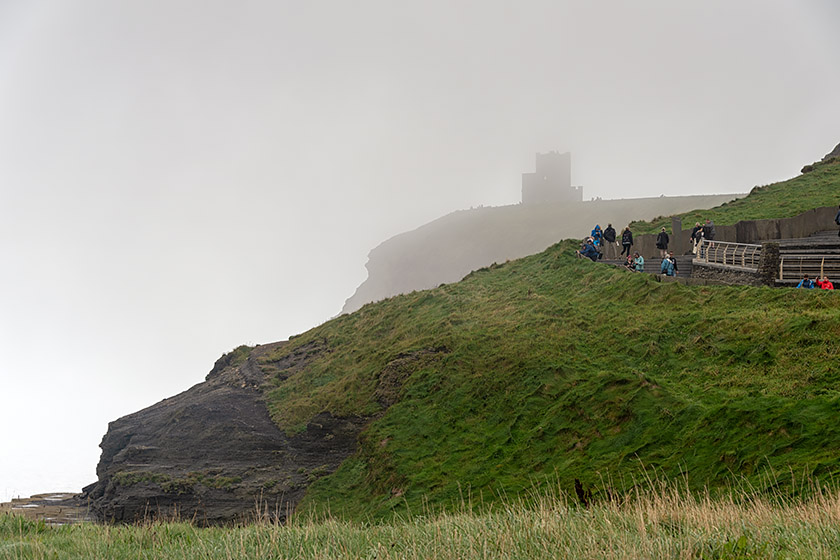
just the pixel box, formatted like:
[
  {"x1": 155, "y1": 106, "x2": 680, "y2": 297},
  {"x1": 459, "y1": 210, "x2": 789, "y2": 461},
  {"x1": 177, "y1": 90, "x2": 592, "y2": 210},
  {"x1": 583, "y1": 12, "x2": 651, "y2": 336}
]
[{"x1": 521, "y1": 151, "x2": 582, "y2": 205}]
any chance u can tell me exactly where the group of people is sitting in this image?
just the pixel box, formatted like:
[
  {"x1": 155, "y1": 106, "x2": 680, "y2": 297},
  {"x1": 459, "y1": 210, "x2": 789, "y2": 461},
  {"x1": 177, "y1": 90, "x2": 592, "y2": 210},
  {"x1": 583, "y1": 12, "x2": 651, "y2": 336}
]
[
  {"x1": 590, "y1": 222, "x2": 676, "y2": 260},
  {"x1": 796, "y1": 275, "x2": 834, "y2": 290},
  {"x1": 581, "y1": 223, "x2": 632, "y2": 259},
  {"x1": 619, "y1": 250, "x2": 679, "y2": 276},
  {"x1": 575, "y1": 224, "x2": 612, "y2": 261},
  {"x1": 574, "y1": 236, "x2": 602, "y2": 261},
  {"x1": 576, "y1": 211, "x2": 840, "y2": 291},
  {"x1": 621, "y1": 252, "x2": 644, "y2": 272},
  {"x1": 689, "y1": 219, "x2": 716, "y2": 254},
  {"x1": 576, "y1": 222, "x2": 681, "y2": 276}
]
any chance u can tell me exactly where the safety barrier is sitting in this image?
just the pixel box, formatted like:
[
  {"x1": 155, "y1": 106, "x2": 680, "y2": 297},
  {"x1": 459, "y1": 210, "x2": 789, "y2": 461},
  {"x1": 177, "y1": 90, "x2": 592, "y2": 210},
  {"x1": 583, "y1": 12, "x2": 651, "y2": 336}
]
[
  {"x1": 778, "y1": 255, "x2": 840, "y2": 283},
  {"x1": 694, "y1": 240, "x2": 762, "y2": 271}
]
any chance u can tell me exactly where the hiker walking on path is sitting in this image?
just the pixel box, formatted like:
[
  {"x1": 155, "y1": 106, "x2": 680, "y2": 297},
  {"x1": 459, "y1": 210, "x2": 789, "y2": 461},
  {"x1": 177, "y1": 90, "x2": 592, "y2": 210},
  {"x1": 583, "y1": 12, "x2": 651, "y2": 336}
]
[
  {"x1": 656, "y1": 227, "x2": 670, "y2": 258},
  {"x1": 602, "y1": 224, "x2": 617, "y2": 259},
  {"x1": 621, "y1": 227, "x2": 634, "y2": 257},
  {"x1": 690, "y1": 222, "x2": 703, "y2": 254}
]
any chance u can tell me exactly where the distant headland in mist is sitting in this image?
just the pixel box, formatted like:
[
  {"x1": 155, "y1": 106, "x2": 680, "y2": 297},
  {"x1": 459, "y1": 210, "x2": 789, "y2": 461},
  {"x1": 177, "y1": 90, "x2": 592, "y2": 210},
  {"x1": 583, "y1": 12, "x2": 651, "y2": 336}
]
[{"x1": 342, "y1": 152, "x2": 742, "y2": 313}]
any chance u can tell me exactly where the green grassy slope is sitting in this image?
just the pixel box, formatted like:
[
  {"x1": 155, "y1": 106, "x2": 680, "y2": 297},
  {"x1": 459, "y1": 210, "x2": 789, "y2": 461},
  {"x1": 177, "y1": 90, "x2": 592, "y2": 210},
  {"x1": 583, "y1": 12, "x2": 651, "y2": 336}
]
[
  {"x1": 630, "y1": 158, "x2": 840, "y2": 234},
  {"x1": 258, "y1": 163, "x2": 840, "y2": 521}
]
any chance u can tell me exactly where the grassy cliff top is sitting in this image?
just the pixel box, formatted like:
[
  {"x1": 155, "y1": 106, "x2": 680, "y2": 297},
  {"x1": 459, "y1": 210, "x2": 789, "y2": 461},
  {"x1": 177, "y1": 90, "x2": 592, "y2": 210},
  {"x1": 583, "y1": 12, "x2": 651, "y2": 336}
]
[
  {"x1": 254, "y1": 161, "x2": 840, "y2": 520},
  {"x1": 629, "y1": 158, "x2": 840, "y2": 234}
]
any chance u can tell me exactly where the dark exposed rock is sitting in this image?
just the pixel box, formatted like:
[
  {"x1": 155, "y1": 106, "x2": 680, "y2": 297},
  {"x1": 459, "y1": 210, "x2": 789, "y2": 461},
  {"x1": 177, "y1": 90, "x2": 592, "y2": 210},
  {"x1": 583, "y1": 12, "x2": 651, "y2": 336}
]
[
  {"x1": 83, "y1": 341, "x2": 365, "y2": 525},
  {"x1": 84, "y1": 341, "x2": 448, "y2": 525},
  {"x1": 823, "y1": 142, "x2": 840, "y2": 161},
  {"x1": 257, "y1": 339, "x2": 328, "y2": 382}
]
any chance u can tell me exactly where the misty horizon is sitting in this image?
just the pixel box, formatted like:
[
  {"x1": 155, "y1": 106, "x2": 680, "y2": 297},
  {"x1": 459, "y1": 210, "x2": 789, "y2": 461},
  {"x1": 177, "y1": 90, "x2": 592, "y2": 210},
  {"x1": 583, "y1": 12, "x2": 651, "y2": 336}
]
[{"x1": 1, "y1": 0, "x2": 839, "y2": 502}]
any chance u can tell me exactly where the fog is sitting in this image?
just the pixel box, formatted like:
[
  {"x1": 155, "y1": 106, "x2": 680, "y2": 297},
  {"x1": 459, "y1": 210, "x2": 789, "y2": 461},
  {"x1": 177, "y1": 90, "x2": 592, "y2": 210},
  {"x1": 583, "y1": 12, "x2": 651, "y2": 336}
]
[{"x1": 1, "y1": 1, "x2": 839, "y2": 501}]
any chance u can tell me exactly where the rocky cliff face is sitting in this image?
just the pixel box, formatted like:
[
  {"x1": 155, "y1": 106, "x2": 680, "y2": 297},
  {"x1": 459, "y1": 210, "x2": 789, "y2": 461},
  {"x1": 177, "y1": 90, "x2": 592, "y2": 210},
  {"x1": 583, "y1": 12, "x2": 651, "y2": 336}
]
[
  {"x1": 824, "y1": 142, "x2": 840, "y2": 161},
  {"x1": 83, "y1": 341, "x2": 367, "y2": 525}
]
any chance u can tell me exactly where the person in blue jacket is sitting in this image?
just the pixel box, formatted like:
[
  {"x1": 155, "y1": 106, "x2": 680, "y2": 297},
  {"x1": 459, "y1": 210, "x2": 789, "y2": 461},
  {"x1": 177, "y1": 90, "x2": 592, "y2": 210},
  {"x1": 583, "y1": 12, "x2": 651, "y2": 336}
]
[
  {"x1": 591, "y1": 225, "x2": 602, "y2": 248},
  {"x1": 660, "y1": 256, "x2": 675, "y2": 276},
  {"x1": 796, "y1": 275, "x2": 815, "y2": 289},
  {"x1": 576, "y1": 239, "x2": 599, "y2": 262}
]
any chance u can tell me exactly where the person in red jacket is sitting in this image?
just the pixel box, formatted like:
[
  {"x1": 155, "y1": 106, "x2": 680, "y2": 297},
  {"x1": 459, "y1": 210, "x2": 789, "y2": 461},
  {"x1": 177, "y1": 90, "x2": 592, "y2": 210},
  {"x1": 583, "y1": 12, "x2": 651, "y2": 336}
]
[{"x1": 816, "y1": 276, "x2": 835, "y2": 290}]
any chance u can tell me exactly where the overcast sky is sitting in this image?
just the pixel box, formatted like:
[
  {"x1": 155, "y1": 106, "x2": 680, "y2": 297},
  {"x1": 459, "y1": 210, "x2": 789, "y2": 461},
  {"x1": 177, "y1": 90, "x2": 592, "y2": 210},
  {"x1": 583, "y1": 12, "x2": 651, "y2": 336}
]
[{"x1": 1, "y1": 1, "x2": 839, "y2": 502}]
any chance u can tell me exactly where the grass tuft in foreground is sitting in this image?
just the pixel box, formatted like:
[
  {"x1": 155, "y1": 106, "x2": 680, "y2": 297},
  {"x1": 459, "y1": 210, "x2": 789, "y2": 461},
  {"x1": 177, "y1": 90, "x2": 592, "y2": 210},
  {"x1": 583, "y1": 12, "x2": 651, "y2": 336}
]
[{"x1": 4, "y1": 481, "x2": 840, "y2": 559}]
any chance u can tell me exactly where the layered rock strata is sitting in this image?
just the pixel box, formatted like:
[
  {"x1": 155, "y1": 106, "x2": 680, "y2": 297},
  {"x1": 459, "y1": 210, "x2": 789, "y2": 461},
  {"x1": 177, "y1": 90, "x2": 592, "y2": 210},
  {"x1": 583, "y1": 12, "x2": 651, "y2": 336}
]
[{"x1": 83, "y1": 341, "x2": 365, "y2": 525}]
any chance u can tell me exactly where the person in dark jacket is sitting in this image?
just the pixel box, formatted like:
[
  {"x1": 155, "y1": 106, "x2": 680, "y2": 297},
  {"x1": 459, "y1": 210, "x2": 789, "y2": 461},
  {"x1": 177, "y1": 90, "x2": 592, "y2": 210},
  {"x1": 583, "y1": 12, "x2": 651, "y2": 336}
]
[
  {"x1": 620, "y1": 227, "x2": 633, "y2": 257},
  {"x1": 703, "y1": 219, "x2": 716, "y2": 241},
  {"x1": 689, "y1": 222, "x2": 702, "y2": 254},
  {"x1": 656, "y1": 227, "x2": 670, "y2": 258},
  {"x1": 603, "y1": 223, "x2": 617, "y2": 259}
]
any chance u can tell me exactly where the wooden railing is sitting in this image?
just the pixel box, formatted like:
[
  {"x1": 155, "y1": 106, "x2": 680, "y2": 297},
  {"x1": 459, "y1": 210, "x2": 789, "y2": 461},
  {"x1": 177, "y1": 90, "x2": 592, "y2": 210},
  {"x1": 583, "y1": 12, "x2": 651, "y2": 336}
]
[
  {"x1": 695, "y1": 240, "x2": 762, "y2": 271},
  {"x1": 778, "y1": 255, "x2": 840, "y2": 283}
]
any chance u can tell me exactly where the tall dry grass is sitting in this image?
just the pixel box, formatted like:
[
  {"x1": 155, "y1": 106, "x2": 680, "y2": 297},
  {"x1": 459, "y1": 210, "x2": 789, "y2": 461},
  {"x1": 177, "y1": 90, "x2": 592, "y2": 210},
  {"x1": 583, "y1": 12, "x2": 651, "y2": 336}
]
[{"x1": 4, "y1": 482, "x2": 840, "y2": 559}]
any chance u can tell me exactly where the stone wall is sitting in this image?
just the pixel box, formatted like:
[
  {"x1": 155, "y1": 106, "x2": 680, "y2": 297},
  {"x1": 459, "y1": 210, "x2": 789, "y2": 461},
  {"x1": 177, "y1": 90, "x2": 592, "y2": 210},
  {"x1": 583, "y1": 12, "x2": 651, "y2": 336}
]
[
  {"x1": 681, "y1": 242, "x2": 780, "y2": 287},
  {"x1": 757, "y1": 243, "x2": 780, "y2": 285},
  {"x1": 632, "y1": 206, "x2": 837, "y2": 258},
  {"x1": 690, "y1": 263, "x2": 765, "y2": 287}
]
